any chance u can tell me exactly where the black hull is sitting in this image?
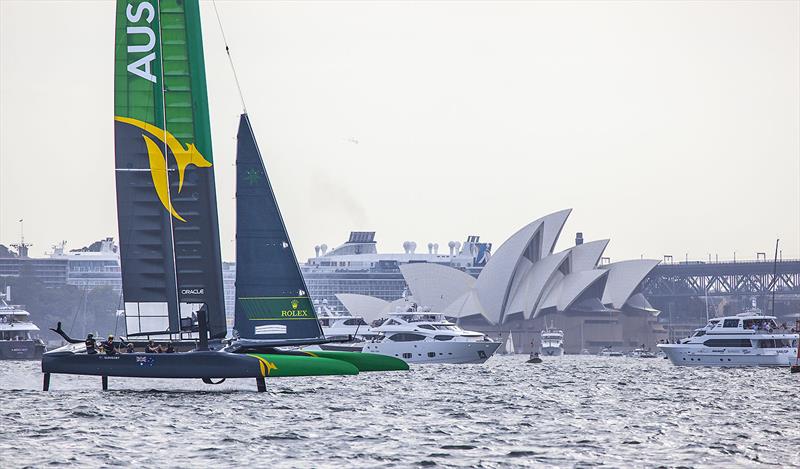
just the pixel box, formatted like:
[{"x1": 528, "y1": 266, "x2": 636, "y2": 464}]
[
  {"x1": 0, "y1": 341, "x2": 45, "y2": 360},
  {"x1": 42, "y1": 351, "x2": 260, "y2": 379}
]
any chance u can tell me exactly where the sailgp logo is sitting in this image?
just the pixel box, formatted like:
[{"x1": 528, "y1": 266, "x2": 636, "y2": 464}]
[
  {"x1": 126, "y1": 1, "x2": 158, "y2": 83},
  {"x1": 115, "y1": 116, "x2": 212, "y2": 222}
]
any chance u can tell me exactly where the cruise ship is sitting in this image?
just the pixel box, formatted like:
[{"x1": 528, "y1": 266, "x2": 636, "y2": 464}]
[
  {"x1": 302, "y1": 232, "x2": 491, "y2": 311},
  {"x1": 658, "y1": 312, "x2": 798, "y2": 367},
  {"x1": 0, "y1": 287, "x2": 46, "y2": 360}
]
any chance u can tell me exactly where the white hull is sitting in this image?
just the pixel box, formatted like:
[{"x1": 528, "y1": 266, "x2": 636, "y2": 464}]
[
  {"x1": 658, "y1": 344, "x2": 797, "y2": 367},
  {"x1": 363, "y1": 340, "x2": 501, "y2": 364},
  {"x1": 541, "y1": 346, "x2": 563, "y2": 357}
]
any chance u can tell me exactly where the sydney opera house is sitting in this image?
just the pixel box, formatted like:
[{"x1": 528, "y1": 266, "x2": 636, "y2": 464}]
[{"x1": 326, "y1": 209, "x2": 667, "y2": 354}]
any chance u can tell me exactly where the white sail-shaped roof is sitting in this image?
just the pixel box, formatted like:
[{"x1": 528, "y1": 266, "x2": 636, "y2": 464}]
[
  {"x1": 442, "y1": 289, "x2": 487, "y2": 320},
  {"x1": 399, "y1": 263, "x2": 475, "y2": 312},
  {"x1": 567, "y1": 239, "x2": 609, "y2": 271},
  {"x1": 504, "y1": 250, "x2": 570, "y2": 321},
  {"x1": 624, "y1": 292, "x2": 660, "y2": 315},
  {"x1": 600, "y1": 259, "x2": 660, "y2": 308},
  {"x1": 336, "y1": 293, "x2": 390, "y2": 322},
  {"x1": 474, "y1": 209, "x2": 571, "y2": 324},
  {"x1": 556, "y1": 269, "x2": 608, "y2": 312}
]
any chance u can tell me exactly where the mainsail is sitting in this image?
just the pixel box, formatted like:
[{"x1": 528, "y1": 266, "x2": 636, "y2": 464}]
[
  {"x1": 233, "y1": 114, "x2": 326, "y2": 344},
  {"x1": 114, "y1": 0, "x2": 226, "y2": 338}
]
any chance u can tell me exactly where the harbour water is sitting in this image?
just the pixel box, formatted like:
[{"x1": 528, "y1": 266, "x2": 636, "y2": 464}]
[{"x1": 1, "y1": 356, "x2": 799, "y2": 468}]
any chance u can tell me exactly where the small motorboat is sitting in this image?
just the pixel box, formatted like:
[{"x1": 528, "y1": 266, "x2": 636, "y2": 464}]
[{"x1": 527, "y1": 351, "x2": 543, "y2": 364}]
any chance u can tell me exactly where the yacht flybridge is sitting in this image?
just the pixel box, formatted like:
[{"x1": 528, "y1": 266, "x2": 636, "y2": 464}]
[
  {"x1": 658, "y1": 313, "x2": 798, "y2": 367},
  {"x1": 41, "y1": 0, "x2": 407, "y2": 392}
]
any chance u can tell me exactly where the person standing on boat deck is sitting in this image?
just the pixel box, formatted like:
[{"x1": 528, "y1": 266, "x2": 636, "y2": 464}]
[
  {"x1": 85, "y1": 334, "x2": 97, "y2": 354},
  {"x1": 126, "y1": 343, "x2": 135, "y2": 353},
  {"x1": 100, "y1": 335, "x2": 117, "y2": 355},
  {"x1": 165, "y1": 343, "x2": 175, "y2": 353}
]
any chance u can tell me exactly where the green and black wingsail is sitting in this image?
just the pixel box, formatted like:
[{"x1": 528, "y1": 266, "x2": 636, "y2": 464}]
[
  {"x1": 114, "y1": 0, "x2": 226, "y2": 339},
  {"x1": 233, "y1": 114, "x2": 327, "y2": 346}
]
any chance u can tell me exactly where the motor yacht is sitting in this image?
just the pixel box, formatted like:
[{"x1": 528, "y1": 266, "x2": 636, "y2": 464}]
[
  {"x1": 0, "y1": 288, "x2": 47, "y2": 360},
  {"x1": 363, "y1": 312, "x2": 500, "y2": 364},
  {"x1": 540, "y1": 329, "x2": 564, "y2": 356},
  {"x1": 658, "y1": 313, "x2": 798, "y2": 367}
]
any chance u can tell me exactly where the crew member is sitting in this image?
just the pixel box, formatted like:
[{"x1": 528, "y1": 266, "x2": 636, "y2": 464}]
[
  {"x1": 145, "y1": 340, "x2": 159, "y2": 353},
  {"x1": 126, "y1": 342, "x2": 135, "y2": 353},
  {"x1": 165, "y1": 343, "x2": 175, "y2": 353},
  {"x1": 101, "y1": 335, "x2": 117, "y2": 355},
  {"x1": 85, "y1": 333, "x2": 97, "y2": 354}
]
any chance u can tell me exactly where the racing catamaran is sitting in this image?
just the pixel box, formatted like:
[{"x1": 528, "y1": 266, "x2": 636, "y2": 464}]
[{"x1": 41, "y1": 0, "x2": 407, "y2": 391}]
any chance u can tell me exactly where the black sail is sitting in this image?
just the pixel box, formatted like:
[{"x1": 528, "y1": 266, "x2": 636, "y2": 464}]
[{"x1": 234, "y1": 114, "x2": 325, "y2": 343}]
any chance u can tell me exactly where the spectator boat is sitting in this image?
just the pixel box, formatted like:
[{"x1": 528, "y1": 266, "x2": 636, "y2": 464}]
[{"x1": 657, "y1": 313, "x2": 798, "y2": 367}]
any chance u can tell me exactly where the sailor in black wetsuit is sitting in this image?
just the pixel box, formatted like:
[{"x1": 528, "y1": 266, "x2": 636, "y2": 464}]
[
  {"x1": 101, "y1": 335, "x2": 117, "y2": 355},
  {"x1": 85, "y1": 334, "x2": 97, "y2": 354}
]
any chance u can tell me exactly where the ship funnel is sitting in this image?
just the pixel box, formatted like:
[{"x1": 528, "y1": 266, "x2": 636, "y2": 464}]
[
  {"x1": 433, "y1": 243, "x2": 439, "y2": 254},
  {"x1": 427, "y1": 242, "x2": 433, "y2": 254},
  {"x1": 314, "y1": 245, "x2": 321, "y2": 257},
  {"x1": 320, "y1": 244, "x2": 328, "y2": 255},
  {"x1": 402, "y1": 241, "x2": 410, "y2": 254},
  {"x1": 454, "y1": 241, "x2": 462, "y2": 254},
  {"x1": 409, "y1": 241, "x2": 417, "y2": 254},
  {"x1": 448, "y1": 241, "x2": 456, "y2": 256}
]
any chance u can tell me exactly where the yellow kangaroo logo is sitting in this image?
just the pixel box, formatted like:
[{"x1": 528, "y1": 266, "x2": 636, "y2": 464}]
[
  {"x1": 115, "y1": 116, "x2": 212, "y2": 222},
  {"x1": 250, "y1": 355, "x2": 278, "y2": 377}
]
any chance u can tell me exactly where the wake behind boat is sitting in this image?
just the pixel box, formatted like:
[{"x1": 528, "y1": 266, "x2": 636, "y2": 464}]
[{"x1": 41, "y1": 0, "x2": 406, "y2": 391}]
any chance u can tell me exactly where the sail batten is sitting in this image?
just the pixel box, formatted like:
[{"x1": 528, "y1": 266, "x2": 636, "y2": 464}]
[{"x1": 234, "y1": 114, "x2": 325, "y2": 343}]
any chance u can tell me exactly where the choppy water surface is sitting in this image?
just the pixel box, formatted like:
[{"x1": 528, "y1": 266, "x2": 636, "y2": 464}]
[{"x1": 1, "y1": 356, "x2": 799, "y2": 468}]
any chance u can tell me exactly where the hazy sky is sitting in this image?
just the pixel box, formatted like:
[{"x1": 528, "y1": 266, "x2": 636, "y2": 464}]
[{"x1": 1, "y1": 0, "x2": 798, "y2": 263}]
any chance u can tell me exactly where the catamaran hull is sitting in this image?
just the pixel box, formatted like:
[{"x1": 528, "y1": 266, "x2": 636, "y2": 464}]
[{"x1": 42, "y1": 349, "x2": 407, "y2": 380}]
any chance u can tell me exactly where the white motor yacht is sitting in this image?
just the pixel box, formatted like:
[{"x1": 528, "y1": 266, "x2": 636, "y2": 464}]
[
  {"x1": 0, "y1": 288, "x2": 47, "y2": 360},
  {"x1": 540, "y1": 329, "x2": 564, "y2": 356},
  {"x1": 658, "y1": 313, "x2": 798, "y2": 367},
  {"x1": 322, "y1": 309, "x2": 500, "y2": 364}
]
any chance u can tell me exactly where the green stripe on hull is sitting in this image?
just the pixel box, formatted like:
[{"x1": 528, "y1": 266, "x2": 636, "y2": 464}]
[
  {"x1": 303, "y1": 351, "x2": 409, "y2": 372},
  {"x1": 247, "y1": 354, "x2": 359, "y2": 377}
]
